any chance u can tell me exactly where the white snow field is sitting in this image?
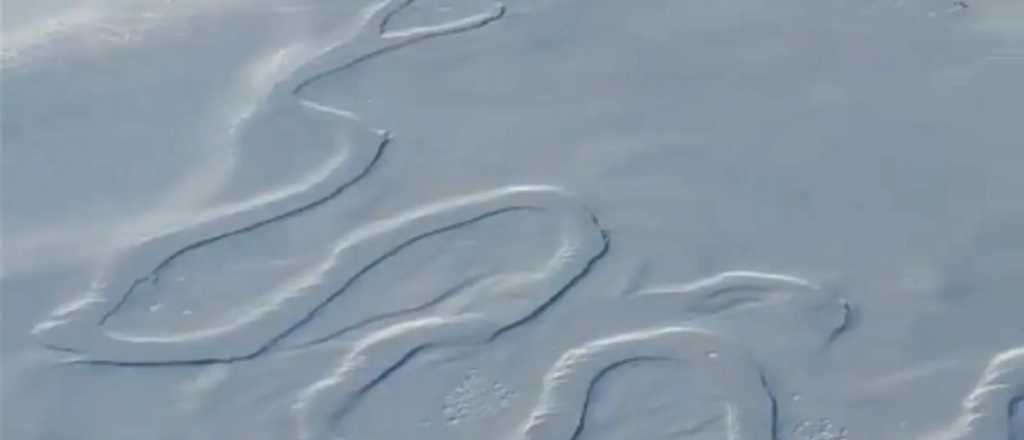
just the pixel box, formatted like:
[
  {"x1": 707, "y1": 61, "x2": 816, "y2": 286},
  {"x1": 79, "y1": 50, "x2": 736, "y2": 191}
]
[{"x1": 2, "y1": 0, "x2": 1023, "y2": 439}]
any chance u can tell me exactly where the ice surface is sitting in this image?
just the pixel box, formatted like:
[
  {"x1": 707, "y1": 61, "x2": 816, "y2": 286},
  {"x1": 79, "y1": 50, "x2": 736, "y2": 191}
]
[{"x1": 2, "y1": 0, "x2": 1023, "y2": 439}]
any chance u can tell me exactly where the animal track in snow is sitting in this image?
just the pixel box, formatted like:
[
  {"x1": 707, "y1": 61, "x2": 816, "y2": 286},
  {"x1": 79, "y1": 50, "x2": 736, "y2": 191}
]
[
  {"x1": 794, "y1": 418, "x2": 849, "y2": 440},
  {"x1": 441, "y1": 369, "x2": 517, "y2": 425}
]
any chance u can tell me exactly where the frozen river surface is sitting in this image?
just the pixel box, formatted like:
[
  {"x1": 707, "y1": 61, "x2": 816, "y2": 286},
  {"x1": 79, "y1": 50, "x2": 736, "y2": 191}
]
[{"x1": 2, "y1": 0, "x2": 1023, "y2": 439}]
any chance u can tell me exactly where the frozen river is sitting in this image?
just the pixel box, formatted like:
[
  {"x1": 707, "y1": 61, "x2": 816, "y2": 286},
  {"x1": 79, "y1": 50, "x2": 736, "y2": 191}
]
[{"x1": 2, "y1": 0, "x2": 1023, "y2": 438}]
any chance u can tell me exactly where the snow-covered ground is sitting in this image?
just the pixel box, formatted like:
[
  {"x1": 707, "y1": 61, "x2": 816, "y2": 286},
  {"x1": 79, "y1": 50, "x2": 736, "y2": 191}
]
[{"x1": 2, "y1": 0, "x2": 1023, "y2": 439}]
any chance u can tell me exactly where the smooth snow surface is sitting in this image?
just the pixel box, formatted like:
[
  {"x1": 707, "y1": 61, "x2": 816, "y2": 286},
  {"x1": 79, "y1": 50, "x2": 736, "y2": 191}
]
[{"x1": 2, "y1": 0, "x2": 1023, "y2": 439}]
